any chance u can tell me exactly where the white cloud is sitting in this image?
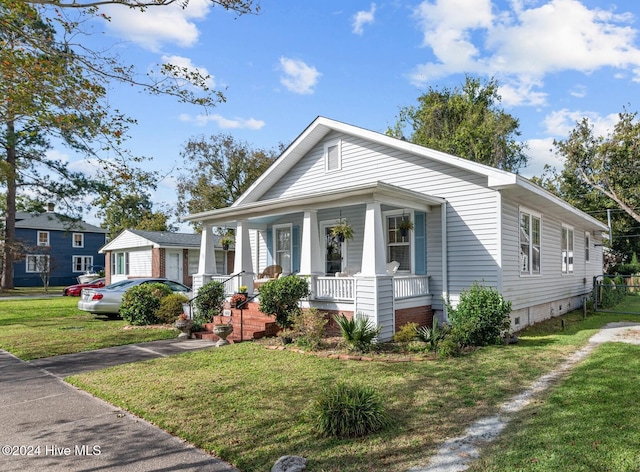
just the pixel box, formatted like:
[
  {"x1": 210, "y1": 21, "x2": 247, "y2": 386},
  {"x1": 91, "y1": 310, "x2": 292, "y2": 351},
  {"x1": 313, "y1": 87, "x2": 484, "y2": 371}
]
[
  {"x1": 279, "y1": 57, "x2": 322, "y2": 95},
  {"x1": 161, "y1": 55, "x2": 215, "y2": 89},
  {"x1": 409, "y1": 0, "x2": 640, "y2": 105},
  {"x1": 542, "y1": 108, "x2": 619, "y2": 137},
  {"x1": 101, "y1": 0, "x2": 210, "y2": 51},
  {"x1": 179, "y1": 113, "x2": 265, "y2": 129},
  {"x1": 353, "y1": 3, "x2": 377, "y2": 35},
  {"x1": 521, "y1": 137, "x2": 562, "y2": 178}
]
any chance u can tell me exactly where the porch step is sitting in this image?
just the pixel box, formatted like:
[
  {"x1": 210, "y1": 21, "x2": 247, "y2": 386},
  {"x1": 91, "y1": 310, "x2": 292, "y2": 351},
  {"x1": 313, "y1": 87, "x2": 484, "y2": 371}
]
[{"x1": 192, "y1": 302, "x2": 279, "y2": 343}]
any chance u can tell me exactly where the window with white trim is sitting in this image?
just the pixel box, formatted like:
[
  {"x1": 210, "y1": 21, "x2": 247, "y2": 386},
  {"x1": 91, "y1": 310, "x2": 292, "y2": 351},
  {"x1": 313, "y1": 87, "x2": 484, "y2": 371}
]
[
  {"x1": 562, "y1": 225, "x2": 574, "y2": 274},
  {"x1": 585, "y1": 232, "x2": 590, "y2": 263},
  {"x1": 73, "y1": 256, "x2": 93, "y2": 273},
  {"x1": 520, "y1": 210, "x2": 541, "y2": 275},
  {"x1": 386, "y1": 213, "x2": 412, "y2": 272},
  {"x1": 112, "y1": 252, "x2": 129, "y2": 275},
  {"x1": 26, "y1": 255, "x2": 50, "y2": 273},
  {"x1": 37, "y1": 231, "x2": 50, "y2": 246},
  {"x1": 73, "y1": 233, "x2": 84, "y2": 248},
  {"x1": 274, "y1": 225, "x2": 292, "y2": 274},
  {"x1": 324, "y1": 139, "x2": 341, "y2": 172}
]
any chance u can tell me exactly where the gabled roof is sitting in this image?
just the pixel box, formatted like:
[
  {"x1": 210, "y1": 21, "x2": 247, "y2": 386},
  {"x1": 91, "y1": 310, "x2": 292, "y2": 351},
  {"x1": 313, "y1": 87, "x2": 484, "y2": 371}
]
[
  {"x1": 227, "y1": 116, "x2": 607, "y2": 232},
  {"x1": 234, "y1": 116, "x2": 518, "y2": 206},
  {"x1": 13, "y1": 212, "x2": 107, "y2": 233},
  {"x1": 128, "y1": 229, "x2": 202, "y2": 248},
  {"x1": 100, "y1": 229, "x2": 202, "y2": 252}
]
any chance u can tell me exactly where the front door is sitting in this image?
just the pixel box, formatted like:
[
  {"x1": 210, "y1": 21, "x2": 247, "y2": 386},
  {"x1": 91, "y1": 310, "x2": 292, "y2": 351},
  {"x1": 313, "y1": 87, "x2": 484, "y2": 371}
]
[
  {"x1": 324, "y1": 226, "x2": 344, "y2": 275},
  {"x1": 166, "y1": 250, "x2": 183, "y2": 282}
]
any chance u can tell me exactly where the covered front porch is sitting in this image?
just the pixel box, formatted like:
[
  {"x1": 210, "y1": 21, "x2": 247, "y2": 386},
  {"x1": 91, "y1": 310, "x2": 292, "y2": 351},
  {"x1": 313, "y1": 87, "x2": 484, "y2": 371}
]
[{"x1": 186, "y1": 182, "x2": 446, "y2": 341}]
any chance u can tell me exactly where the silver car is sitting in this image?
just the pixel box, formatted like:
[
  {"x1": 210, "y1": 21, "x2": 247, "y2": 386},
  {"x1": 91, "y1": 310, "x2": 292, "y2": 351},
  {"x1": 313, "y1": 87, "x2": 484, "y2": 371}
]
[{"x1": 78, "y1": 278, "x2": 192, "y2": 317}]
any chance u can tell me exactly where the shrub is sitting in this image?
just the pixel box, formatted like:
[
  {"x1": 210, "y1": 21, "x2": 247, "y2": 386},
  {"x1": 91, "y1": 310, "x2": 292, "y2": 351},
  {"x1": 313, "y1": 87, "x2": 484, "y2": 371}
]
[
  {"x1": 193, "y1": 280, "x2": 226, "y2": 325},
  {"x1": 393, "y1": 322, "x2": 419, "y2": 344},
  {"x1": 334, "y1": 313, "x2": 381, "y2": 353},
  {"x1": 446, "y1": 281, "x2": 512, "y2": 347},
  {"x1": 156, "y1": 293, "x2": 190, "y2": 324},
  {"x1": 292, "y1": 308, "x2": 328, "y2": 350},
  {"x1": 310, "y1": 382, "x2": 390, "y2": 438},
  {"x1": 438, "y1": 337, "x2": 462, "y2": 358},
  {"x1": 416, "y1": 318, "x2": 451, "y2": 353},
  {"x1": 120, "y1": 283, "x2": 173, "y2": 325},
  {"x1": 258, "y1": 275, "x2": 311, "y2": 328}
]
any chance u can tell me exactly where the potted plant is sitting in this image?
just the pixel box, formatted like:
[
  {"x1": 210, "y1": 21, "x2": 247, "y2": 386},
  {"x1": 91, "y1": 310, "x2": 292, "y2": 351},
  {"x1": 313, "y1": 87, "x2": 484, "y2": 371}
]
[
  {"x1": 330, "y1": 219, "x2": 354, "y2": 242},
  {"x1": 230, "y1": 292, "x2": 247, "y2": 308},
  {"x1": 398, "y1": 219, "x2": 414, "y2": 238},
  {"x1": 219, "y1": 235, "x2": 234, "y2": 251},
  {"x1": 174, "y1": 313, "x2": 193, "y2": 339},
  {"x1": 238, "y1": 285, "x2": 248, "y2": 294}
]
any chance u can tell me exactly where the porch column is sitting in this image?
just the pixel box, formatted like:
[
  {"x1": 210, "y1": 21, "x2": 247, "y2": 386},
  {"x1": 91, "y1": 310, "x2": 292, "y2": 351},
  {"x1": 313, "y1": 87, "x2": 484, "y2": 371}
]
[
  {"x1": 197, "y1": 224, "x2": 217, "y2": 276},
  {"x1": 194, "y1": 223, "x2": 217, "y2": 295},
  {"x1": 234, "y1": 219, "x2": 255, "y2": 293},
  {"x1": 356, "y1": 201, "x2": 395, "y2": 341},
  {"x1": 300, "y1": 210, "x2": 323, "y2": 299},
  {"x1": 360, "y1": 202, "x2": 387, "y2": 275}
]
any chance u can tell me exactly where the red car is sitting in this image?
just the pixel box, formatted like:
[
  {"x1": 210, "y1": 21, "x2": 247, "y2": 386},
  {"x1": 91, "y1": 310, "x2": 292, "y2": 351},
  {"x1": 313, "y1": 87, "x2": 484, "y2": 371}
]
[{"x1": 63, "y1": 278, "x2": 106, "y2": 296}]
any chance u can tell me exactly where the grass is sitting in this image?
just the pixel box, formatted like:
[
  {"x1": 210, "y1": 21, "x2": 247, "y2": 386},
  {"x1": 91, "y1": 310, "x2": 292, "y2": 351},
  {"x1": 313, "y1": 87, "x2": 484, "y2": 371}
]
[
  {"x1": 0, "y1": 297, "x2": 176, "y2": 360},
  {"x1": 66, "y1": 308, "x2": 640, "y2": 472},
  {"x1": 468, "y1": 342, "x2": 640, "y2": 472}
]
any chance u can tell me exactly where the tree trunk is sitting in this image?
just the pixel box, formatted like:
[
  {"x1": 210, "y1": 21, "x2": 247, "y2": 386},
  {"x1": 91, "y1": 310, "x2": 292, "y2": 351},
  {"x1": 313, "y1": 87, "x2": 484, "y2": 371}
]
[{"x1": 1, "y1": 120, "x2": 17, "y2": 290}]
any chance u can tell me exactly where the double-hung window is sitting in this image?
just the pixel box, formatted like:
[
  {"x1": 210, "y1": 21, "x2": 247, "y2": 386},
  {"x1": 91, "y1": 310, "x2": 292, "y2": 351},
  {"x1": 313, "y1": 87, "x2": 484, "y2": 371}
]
[
  {"x1": 37, "y1": 231, "x2": 50, "y2": 246},
  {"x1": 73, "y1": 233, "x2": 84, "y2": 248},
  {"x1": 520, "y1": 210, "x2": 541, "y2": 275},
  {"x1": 585, "y1": 232, "x2": 591, "y2": 263},
  {"x1": 73, "y1": 256, "x2": 93, "y2": 273},
  {"x1": 26, "y1": 255, "x2": 50, "y2": 273},
  {"x1": 562, "y1": 225, "x2": 574, "y2": 274},
  {"x1": 112, "y1": 252, "x2": 129, "y2": 275},
  {"x1": 386, "y1": 214, "x2": 412, "y2": 272}
]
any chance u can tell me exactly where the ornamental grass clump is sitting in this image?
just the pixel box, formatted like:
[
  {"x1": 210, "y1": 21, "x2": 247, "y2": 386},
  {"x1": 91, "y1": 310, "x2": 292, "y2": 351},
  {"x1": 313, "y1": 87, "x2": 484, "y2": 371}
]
[{"x1": 310, "y1": 382, "x2": 390, "y2": 438}]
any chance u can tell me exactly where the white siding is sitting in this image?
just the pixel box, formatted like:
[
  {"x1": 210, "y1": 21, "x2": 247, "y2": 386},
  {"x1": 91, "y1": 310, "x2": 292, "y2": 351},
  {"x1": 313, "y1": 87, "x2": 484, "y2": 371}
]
[
  {"x1": 262, "y1": 131, "x2": 501, "y2": 302},
  {"x1": 128, "y1": 248, "x2": 152, "y2": 277},
  {"x1": 501, "y1": 198, "x2": 603, "y2": 312}
]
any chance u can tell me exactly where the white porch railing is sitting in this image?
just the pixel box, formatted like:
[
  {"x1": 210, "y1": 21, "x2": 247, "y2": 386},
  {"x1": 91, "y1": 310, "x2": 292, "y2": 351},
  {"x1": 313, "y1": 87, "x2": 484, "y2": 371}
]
[
  {"x1": 314, "y1": 276, "x2": 355, "y2": 301},
  {"x1": 394, "y1": 275, "x2": 430, "y2": 299},
  {"x1": 308, "y1": 274, "x2": 430, "y2": 301},
  {"x1": 209, "y1": 276, "x2": 236, "y2": 295}
]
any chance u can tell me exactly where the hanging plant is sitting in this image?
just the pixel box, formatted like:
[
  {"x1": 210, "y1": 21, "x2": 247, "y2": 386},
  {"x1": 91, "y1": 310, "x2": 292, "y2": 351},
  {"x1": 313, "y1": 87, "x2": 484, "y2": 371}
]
[
  {"x1": 330, "y1": 219, "x2": 354, "y2": 242},
  {"x1": 219, "y1": 235, "x2": 234, "y2": 251},
  {"x1": 398, "y1": 218, "x2": 414, "y2": 238}
]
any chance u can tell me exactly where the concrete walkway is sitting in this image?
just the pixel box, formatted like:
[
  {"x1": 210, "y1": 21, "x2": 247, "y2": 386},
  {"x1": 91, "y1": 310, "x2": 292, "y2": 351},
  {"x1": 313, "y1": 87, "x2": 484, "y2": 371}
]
[{"x1": 0, "y1": 338, "x2": 239, "y2": 472}]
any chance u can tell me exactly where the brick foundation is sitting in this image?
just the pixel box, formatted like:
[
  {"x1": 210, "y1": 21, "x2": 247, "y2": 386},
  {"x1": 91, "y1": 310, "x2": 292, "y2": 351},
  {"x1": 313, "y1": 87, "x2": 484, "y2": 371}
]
[{"x1": 394, "y1": 306, "x2": 433, "y2": 331}]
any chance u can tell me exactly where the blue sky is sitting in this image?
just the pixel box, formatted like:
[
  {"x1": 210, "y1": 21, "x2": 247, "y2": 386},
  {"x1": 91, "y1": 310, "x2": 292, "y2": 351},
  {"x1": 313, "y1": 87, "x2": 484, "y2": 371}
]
[{"x1": 60, "y1": 0, "x2": 640, "y2": 228}]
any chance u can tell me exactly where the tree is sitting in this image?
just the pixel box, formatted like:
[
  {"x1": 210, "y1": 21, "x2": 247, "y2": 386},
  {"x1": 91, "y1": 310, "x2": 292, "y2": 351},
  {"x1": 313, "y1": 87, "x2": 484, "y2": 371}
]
[
  {"x1": 176, "y1": 134, "x2": 281, "y2": 229},
  {"x1": 389, "y1": 76, "x2": 528, "y2": 172},
  {"x1": 1, "y1": 0, "x2": 112, "y2": 289},
  {"x1": 554, "y1": 109, "x2": 640, "y2": 225}
]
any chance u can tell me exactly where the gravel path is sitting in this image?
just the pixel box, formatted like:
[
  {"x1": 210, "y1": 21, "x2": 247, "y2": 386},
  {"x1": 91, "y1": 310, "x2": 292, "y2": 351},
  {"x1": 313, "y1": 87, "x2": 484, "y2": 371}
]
[{"x1": 408, "y1": 322, "x2": 640, "y2": 472}]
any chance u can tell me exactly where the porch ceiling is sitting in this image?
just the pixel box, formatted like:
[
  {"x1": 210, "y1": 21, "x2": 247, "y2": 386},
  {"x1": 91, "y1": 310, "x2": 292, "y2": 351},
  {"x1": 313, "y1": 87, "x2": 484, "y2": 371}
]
[{"x1": 183, "y1": 181, "x2": 446, "y2": 226}]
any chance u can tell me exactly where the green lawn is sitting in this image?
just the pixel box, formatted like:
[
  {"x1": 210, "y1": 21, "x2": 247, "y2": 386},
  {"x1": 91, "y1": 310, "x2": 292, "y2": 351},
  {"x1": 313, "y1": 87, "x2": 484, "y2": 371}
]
[
  {"x1": 0, "y1": 297, "x2": 176, "y2": 360},
  {"x1": 66, "y1": 309, "x2": 640, "y2": 472}
]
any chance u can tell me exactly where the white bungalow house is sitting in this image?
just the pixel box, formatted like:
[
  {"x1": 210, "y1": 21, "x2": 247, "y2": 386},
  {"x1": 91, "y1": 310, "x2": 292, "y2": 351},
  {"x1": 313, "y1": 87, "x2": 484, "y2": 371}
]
[
  {"x1": 184, "y1": 117, "x2": 608, "y2": 341},
  {"x1": 100, "y1": 229, "x2": 233, "y2": 287}
]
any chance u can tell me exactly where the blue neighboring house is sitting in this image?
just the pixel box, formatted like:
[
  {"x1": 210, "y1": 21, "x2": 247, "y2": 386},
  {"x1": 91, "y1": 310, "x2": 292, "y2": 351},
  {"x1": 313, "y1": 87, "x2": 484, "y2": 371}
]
[{"x1": 12, "y1": 208, "x2": 108, "y2": 287}]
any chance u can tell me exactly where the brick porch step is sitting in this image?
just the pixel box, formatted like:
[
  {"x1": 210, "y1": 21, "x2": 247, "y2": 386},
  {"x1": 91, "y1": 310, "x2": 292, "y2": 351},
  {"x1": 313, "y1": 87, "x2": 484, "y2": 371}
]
[{"x1": 192, "y1": 301, "x2": 279, "y2": 343}]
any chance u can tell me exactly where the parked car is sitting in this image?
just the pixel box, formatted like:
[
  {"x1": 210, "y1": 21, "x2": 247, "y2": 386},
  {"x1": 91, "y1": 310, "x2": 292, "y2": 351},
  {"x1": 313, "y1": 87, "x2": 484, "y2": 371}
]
[
  {"x1": 63, "y1": 278, "x2": 106, "y2": 297},
  {"x1": 78, "y1": 278, "x2": 192, "y2": 317}
]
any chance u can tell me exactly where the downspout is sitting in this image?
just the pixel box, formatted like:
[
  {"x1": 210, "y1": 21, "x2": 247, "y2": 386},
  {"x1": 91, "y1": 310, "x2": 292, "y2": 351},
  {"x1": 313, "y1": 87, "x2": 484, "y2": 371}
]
[
  {"x1": 441, "y1": 202, "x2": 448, "y2": 321},
  {"x1": 496, "y1": 192, "x2": 503, "y2": 293}
]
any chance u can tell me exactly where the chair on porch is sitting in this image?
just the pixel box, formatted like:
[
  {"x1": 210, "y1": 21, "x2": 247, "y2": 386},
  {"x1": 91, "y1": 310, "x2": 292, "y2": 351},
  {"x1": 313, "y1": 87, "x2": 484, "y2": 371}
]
[{"x1": 253, "y1": 264, "x2": 283, "y2": 291}]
